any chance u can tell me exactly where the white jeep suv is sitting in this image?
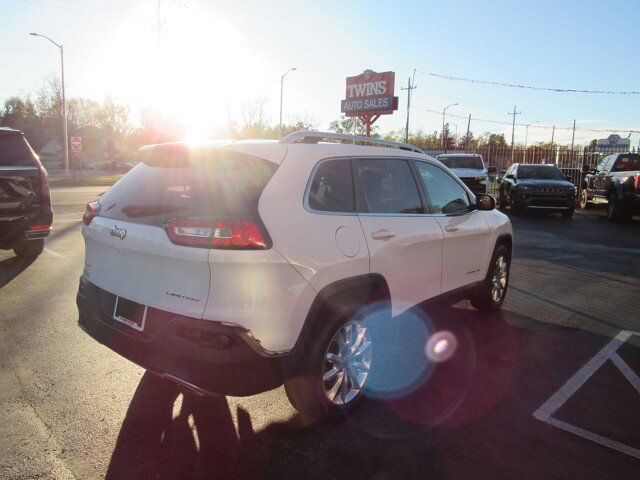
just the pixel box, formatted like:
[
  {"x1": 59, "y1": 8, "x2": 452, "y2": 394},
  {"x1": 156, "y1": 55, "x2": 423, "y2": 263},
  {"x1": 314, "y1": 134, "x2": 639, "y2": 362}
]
[{"x1": 77, "y1": 132, "x2": 513, "y2": 419}]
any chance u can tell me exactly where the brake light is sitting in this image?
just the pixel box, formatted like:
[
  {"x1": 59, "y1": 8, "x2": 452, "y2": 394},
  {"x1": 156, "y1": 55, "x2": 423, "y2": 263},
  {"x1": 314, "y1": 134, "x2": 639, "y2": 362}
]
[
  {"x1": 634, "y1": 174, "x2": 640, "y2": 191},
  {"x1": 166, "y1": 219, "x2": 267, "y2": 249},
  {"x1": 29, "y1": 224, "x2": 51, "y2": 231},
  {"x1": 38, "y1": 165, "x2": 51, "y2": 207},
  {"x1": 83, "y1": 201, "x2": 101, "y2": 226}
]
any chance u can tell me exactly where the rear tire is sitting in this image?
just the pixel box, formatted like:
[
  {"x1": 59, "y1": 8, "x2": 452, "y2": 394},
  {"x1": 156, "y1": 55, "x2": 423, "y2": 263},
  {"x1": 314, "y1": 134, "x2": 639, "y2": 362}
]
[
  {"x1": 471, "y1": 244, "x2": 511, "y2": 311},
  {"x1": 284, "y1": 303, "x2": 372, "y2": 422},
  {"x1": 607, "y1": 194, "x2": 623, "y2": 222},
  {"x1": 13, "y1": 239, "x2": 44, "y2": 259}
]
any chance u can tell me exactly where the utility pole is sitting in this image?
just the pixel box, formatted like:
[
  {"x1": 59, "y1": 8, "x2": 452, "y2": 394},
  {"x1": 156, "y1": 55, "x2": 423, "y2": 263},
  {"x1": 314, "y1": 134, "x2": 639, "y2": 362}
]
[
  {"x1": 523, "y1": 121, "x2": 536, "y2": 162},
  {"x1": 550, "y1": 125, "x2": 556, "y2": 165},
  {"x1": 570, "y1": 119, "x2": 576, "y2": 151},
  {"x1": 442, "y1": 103, "x2": 458, "y2": 151},
  {"x1": 279, "y1": 67, "x2": 297, "y2": 139},
  {"x1": 401, "y1": 69, "x2": 417, "y2": 143},
  {"x1": 465, "y1": 114, "x2": 471, "y2": 150},
  {"x1": 30, "y1": 32, "x2": 69, "y2": 177},
  {"x1": 157, "y1": 1, "x2": 163, "y2": 43},
  {"x1": 508, "y1": 106, "x2": 522, "y2": 163}
]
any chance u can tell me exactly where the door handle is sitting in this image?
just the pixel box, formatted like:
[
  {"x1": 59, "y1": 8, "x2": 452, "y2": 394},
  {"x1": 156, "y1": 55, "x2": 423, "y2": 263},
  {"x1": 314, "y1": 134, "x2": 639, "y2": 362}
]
[
  {"x1": 371, "y1": 229, "x2": 396, "y2": 240},
  {"x1": 444, "y1": 225, "x2": 460, "y2": 233}
]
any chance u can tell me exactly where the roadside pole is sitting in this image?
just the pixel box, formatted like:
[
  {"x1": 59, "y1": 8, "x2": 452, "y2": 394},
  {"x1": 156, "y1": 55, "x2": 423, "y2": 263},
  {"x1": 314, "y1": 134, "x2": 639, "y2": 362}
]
[
  {"x1": 465, "y1": 114, "x2": 471, "y2": 150},
  {"x1": 508, "y1": 106, "x2": 522, "y2": 163},
  {"x1": 401, "y1": 70, "x2": 417, "y2": 143}
]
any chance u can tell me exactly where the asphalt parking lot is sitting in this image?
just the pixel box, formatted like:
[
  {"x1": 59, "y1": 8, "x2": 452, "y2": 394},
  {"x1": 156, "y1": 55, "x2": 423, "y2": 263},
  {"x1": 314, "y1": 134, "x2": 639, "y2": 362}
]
[{"x1": 1, "y1": 186, "x2": 639, "y2": 479}]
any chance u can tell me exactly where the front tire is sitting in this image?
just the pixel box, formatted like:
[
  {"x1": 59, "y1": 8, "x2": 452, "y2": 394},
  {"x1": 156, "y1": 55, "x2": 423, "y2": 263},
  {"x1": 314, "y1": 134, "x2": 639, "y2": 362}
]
[
  {"x1": 284, "y1": 305, "x2": 372, "y2": 422},
  {"x1": 562, "y1": 208, "x2": 574, "y2": 218},
  {"x1": 471, "y1": 244, "x2": 511, "y2": 311},
  {"x1": 579, "y1": 189, "x2": 590, "y2": 209},
  {"x1": 13, "y1": 239, "x2": 44, "y2": 259}
]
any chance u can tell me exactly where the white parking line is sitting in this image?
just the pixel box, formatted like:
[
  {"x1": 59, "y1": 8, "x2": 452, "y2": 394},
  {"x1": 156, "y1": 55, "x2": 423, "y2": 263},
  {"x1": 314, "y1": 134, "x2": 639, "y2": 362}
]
[{"x1": 533, "y1": 330, "x2": 640, "y2": 459}]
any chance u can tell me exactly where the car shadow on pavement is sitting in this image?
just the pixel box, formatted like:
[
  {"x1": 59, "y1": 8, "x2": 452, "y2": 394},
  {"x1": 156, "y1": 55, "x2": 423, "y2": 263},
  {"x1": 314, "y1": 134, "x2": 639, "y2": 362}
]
[
  {"x1": 0, "y1": 255, "x2": 36, "y2": 289},
  {"x1": 105, "y1": 302, "x2": 581, "y2": 480}
]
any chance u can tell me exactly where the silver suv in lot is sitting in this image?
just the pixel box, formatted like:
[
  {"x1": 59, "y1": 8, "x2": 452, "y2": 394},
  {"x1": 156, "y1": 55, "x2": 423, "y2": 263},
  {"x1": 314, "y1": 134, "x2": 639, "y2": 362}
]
[
  {"x1": 436, "y1": 153, "x2": 496, "y2": 196},
  {"x1": 77, "y1": 132, "x2": 513, "y2": 419}
]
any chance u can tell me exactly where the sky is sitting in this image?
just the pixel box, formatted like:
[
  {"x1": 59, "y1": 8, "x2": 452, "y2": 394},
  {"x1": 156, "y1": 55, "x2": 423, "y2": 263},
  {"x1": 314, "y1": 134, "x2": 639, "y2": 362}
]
[{"x1": 1, "y1": 0, "x2": 639, "y2": 146}]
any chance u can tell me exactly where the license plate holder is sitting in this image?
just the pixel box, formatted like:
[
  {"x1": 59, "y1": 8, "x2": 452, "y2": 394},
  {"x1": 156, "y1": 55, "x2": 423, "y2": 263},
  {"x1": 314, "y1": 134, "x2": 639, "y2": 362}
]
[{"x1": 113, "y1": 296, "x2": 148, "y2": 332}]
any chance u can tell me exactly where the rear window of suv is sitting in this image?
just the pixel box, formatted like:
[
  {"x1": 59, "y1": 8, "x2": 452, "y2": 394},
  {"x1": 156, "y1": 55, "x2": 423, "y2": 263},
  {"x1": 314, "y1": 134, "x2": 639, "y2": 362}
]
[
  {"x1": 97, "y1": 145, "x2": 278, "y2": 225},
  {"x1": 438, "y1": 155, "x2": 484, "y2": 170},
  {"x1": 612, "y1": 154, "x2": 640, "y2": 172},
  {"x1": 0, "y1": 133, "x2": 36, "y2": 166}
]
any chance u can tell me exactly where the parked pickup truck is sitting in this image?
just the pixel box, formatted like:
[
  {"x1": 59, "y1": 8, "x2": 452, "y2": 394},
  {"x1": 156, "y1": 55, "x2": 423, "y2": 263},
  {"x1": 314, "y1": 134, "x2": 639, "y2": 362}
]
[
  {"x1": 436, "y1": 153, "x2": 497, "y2": 196},
  {"x1": 580, "y1": 152, "x2": 640, "y2": 221},
  {"x1": 0, "y1": 127, "x2": 52, "y2": 258}
]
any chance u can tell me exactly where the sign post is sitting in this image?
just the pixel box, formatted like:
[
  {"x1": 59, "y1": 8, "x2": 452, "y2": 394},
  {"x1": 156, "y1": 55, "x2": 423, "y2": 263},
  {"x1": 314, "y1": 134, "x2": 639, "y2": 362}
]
[{"x1": 341, "y1": 70, "x2": 398, "y2": 136}]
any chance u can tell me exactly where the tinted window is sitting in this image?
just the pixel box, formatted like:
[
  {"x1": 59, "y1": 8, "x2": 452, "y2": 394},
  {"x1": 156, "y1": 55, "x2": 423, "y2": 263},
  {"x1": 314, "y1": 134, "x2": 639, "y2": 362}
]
[
  {"x1": 0, "y1": 133, "x2": 35, "y2": 166},
  {"x1": 414, "y1": 161, "x2": 471, "y2": 215},
  {"x1": 355, "y1": 159, "x2": 423, "y2": 214},
  {"x1": 98, "y1": 146, "x2": 277, "y2": 225},
  {"x1": 612, "y1": 154, "x2": 640, "y2": 172},
  {"x1": 308, "y1": 159, "x2": 353, "y2": 212},
  {"x1": 438, "y1": 155, "x2": 484, "y2": 170},
  {"x1": 517, "y1": 165, "x2": 564, "y2": 180}
]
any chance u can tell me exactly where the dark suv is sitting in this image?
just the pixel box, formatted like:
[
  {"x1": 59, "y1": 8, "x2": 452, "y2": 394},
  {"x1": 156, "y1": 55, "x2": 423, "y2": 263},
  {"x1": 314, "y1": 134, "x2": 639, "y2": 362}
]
[
  {"x1": 580, "y1": 152, "x2": 640, "y2": 221},
  {"x1": 498, "y1": 163, "x2": 576, "y2": 217},
  {"x1": 0, "y1": 127, "x2": 52, "y2": 258}
]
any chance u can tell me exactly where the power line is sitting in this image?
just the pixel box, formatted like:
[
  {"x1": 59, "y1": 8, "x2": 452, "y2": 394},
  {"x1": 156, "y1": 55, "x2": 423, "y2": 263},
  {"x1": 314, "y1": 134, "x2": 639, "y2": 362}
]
[
  {"x1": 412, "y1": 106, "x2": 640, "y2": 133},
  {"x1": 422, "y1": 71, "x2": 640, "y2": 95}
]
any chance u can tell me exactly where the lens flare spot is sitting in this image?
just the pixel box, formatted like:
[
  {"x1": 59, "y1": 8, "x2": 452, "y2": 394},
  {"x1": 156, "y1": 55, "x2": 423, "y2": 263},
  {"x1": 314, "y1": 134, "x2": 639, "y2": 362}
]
[{"x1": 426, "y1": 331, "x2": 457, "y2": 363}]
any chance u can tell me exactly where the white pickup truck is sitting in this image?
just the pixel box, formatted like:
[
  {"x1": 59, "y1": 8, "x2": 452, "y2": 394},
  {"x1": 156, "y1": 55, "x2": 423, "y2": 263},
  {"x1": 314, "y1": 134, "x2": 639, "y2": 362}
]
[{"x1": 436, "y1": 153, "x2": 496, "y2": 196}]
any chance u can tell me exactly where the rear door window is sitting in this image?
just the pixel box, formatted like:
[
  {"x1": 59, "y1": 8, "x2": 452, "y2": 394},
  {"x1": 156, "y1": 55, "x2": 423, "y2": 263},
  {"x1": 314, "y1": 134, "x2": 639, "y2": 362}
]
[
  {"x1": 98, "y1": 145, "x2": 277, "y2": 225},
  {"x1": 0, "y1": 133, "x2": 36, "y2": 167},
  {"x1": 307, "y1": 159, "x2": 354, "y2": 212},
  {"x1": 355, "y1": 158, "x2": 423, "y2": 214}
]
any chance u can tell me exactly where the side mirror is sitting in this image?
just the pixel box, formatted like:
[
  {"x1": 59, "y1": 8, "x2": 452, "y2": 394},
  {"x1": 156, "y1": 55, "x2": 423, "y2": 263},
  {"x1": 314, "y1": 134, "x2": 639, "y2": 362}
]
[
  {"x1": 476, "y1": 193, "x2": 496, "y2": 211},
  {"x1": 581, "y1": 164, "x2": 590, "y2": 174},
  {"x1": 506, "y1": 173, "x2": 515, "y2": 179}
]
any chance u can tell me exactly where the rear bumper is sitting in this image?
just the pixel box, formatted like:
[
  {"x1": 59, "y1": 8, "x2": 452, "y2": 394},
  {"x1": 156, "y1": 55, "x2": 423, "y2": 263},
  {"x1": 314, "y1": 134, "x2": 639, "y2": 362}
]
[
  {"x1": 0, "y1": 207, "x2": 53, "y2": 248},
  {"x1": 76, "y1": 277, "x2": 293, "y2": 396}
]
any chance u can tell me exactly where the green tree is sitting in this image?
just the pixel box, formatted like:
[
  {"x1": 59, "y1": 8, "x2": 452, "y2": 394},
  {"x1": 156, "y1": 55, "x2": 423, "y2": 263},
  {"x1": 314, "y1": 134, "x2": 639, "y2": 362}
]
[
  {"x1": 328, "y1": 116, "x2": 378, "y2": 137},
  {"x1": 0, "y1": 96, "x2": 46, "y2": 148}
]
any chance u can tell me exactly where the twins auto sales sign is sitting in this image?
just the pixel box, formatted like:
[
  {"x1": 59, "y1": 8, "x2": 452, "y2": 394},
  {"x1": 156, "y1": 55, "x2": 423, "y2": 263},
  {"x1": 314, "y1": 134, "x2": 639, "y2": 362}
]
[{"x1": 341, "y1": 70, "x2": 398, "y2": 117}]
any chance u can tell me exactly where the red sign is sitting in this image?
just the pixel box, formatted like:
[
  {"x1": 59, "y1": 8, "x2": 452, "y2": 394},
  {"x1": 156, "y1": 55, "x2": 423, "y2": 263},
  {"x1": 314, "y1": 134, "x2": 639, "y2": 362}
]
[
  {"x1": 341, "y1": 70, "x2": 398, "y2": 117},
  {"x1": 70, "y1": 136, "x2": 82, "y2": 158}
]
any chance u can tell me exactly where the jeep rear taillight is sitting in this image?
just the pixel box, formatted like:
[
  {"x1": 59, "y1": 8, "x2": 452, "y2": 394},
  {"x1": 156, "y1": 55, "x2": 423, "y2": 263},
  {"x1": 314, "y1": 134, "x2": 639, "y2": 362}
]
[
  {"x1": 83, "y1": 201, "x2": 101, "y2": 226},
  {"x1": 634, "y1": 174, "x2": 640, "y2": 191},
  {"x1": 38, "y1": 165, "x2": 51, "y2": 207},
  {"x1": 166, "y1": 219, "x2": 267, "y2": 249}
]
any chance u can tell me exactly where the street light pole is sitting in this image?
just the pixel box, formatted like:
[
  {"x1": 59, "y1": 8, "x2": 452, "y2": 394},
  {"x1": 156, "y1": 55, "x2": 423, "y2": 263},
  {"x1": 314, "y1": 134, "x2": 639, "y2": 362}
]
[
  {"x1": 442, "y1": 103, "x2": 458, "y2": 151},
  {"x1": 279, "y1": 67, "x2": 297, "y2": 139},
  {"x1": 30, "y1": 32, "x2": 69, "y2": 177}
]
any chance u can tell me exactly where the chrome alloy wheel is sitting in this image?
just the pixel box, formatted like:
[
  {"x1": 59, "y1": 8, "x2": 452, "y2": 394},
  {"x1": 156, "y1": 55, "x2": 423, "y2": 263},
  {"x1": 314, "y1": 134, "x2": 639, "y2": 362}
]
[
  {"x1": 491, "y1": 255, "x2": 509, "y2": 303},
  {"x1": 322, "y1": 320, "x2": 372, "y2": 406}
]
